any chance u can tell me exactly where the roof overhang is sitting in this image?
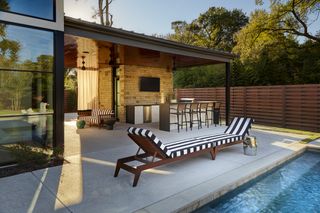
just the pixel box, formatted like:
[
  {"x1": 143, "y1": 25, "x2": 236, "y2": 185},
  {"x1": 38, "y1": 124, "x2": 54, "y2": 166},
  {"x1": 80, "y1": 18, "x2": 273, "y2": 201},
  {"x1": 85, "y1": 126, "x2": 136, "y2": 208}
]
[{"x1": 64, "y1": 17, "x2": 235, "y2": 65}]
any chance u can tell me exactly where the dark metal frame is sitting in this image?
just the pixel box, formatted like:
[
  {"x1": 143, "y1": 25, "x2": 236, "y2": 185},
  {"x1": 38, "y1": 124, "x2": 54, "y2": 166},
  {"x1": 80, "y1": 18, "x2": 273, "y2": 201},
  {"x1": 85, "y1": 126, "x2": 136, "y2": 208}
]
[
  {"x1": 225, "y1": 62, "x2": 231, "y2": 126},
  {"x1": 0, "y1": 20, "x2": 62, "y2": 149},
  {"x1": 53, "y1": 30, "x2": 64, "y2": 148}
]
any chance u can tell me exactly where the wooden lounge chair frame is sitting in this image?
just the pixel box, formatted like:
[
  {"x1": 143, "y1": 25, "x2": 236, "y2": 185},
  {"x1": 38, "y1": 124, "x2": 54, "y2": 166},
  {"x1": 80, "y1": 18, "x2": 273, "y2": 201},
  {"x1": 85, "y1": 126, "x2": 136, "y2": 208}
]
[{"x1": 114, "y1": 117, "x2": 253, "y2": 187}]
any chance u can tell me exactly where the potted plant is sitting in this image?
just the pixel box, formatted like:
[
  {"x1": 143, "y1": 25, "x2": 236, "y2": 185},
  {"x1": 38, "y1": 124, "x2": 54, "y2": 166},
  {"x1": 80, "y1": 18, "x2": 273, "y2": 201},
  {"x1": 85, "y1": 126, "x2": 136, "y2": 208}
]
[{"x1": 76, "y1": 120, "x2": 86, "y2": 129}]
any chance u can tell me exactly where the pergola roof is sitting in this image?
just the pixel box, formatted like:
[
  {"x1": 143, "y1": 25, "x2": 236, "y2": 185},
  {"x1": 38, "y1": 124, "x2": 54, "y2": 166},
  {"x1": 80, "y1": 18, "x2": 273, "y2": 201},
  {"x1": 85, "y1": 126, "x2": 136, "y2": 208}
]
[{"x1": 64, "y1": 16, "x2": 235, "y2": 67}]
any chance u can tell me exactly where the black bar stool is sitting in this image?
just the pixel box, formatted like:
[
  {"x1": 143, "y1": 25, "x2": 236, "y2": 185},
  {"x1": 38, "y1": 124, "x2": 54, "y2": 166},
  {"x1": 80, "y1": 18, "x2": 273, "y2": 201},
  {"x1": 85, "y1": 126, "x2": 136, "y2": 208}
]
[
  {"x1": 170, "y1": 103, "x2": 189, "y2": 132},
  {"x1": 199, "y1": 102, "x2": 209, "y2": 128},
  {"x1": 206, "y1": 102, "x2": 214, "y2": 125},
  {"x1": 213, "y1": 102, "x2": 221, "y2": 126},
  {"x1": 189, "y1": 103, "x2": 200, "y2": 130}
]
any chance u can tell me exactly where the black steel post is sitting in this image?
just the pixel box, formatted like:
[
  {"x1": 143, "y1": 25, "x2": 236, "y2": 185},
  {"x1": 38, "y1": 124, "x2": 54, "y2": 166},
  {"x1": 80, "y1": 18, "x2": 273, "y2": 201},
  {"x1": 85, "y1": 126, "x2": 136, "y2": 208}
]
[
  {"x1": 225, "y1": 62, "x2": 231, "y2": 126},
  {"x1": 53, "y1": 31, "x2": 64, "y2": 148}
]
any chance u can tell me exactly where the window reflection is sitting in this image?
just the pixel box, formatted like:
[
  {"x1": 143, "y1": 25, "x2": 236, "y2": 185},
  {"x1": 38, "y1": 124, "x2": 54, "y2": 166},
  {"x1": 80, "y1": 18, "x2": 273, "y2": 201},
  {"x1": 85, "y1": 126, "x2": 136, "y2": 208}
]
[
  {"x1": 0, "y1": 23, "x2": 54, "y2": 72},
  {"x1": 0, "y1": 71, "x2": 53, "y2": 115},
  {"x1": 0, "y1": 0, "x2": 54, "y2": 21},
  {"x1": 0, "y1": 115, "x2": 53, "y2": 147},
  {"x1": 0, "y1": 23, "x2": 54, "y2": 166}
]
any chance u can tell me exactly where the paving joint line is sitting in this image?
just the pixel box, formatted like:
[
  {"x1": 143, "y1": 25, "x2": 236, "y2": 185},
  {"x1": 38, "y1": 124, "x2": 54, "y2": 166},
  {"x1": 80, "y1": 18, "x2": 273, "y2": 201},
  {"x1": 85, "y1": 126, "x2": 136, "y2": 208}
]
[{"x1": 31, "y1": 171, "x2": 73, "y2": 213}]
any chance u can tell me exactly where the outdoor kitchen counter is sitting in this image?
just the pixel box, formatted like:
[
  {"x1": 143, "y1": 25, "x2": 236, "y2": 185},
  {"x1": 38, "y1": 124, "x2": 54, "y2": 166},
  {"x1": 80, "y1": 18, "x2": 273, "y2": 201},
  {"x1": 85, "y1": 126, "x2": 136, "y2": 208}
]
[{"x1": 126, "y1": 104, "x2": 159, "y2": 124}]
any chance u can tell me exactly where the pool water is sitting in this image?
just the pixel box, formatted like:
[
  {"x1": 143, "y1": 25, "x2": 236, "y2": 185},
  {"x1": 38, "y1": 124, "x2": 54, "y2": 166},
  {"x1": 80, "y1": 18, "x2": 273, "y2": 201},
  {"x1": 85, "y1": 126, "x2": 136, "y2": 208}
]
[{"x1": 195, "y1": 151, "x2": 320, "y2": 213}]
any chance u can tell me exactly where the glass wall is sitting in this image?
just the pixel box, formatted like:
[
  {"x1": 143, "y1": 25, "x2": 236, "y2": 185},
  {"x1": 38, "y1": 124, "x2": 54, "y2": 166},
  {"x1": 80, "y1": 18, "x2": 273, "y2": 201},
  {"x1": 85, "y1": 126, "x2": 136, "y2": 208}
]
[
  {"x1": 0, "y1": 0, "x2": 55, "y2": 21},
  {"x1": 0, "y1": 22, "x2": 54, "y2": 165}
]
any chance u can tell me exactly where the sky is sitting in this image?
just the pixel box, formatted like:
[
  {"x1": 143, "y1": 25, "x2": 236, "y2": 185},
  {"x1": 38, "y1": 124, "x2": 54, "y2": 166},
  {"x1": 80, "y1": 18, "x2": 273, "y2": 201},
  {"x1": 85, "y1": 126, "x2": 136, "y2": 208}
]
[
  {"x1": 64, "y1": 0, "x2": 319, "y2": 39},
  {"x1": 7, "y1": 25, "x2": 53, "y2": 62},
  {"x1": 64, "y1": 0, "x2": 270, "y2": 36}
]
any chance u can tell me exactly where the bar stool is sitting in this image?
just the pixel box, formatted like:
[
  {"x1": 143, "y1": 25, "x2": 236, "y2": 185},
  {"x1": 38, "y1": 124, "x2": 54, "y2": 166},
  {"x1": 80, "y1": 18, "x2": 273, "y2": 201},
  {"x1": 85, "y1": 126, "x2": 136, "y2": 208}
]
[
  {"x1": 169, "y1": 103, "x2": 189, "y2": 132},
  {"x1": 206, "y1": 102, "x2": 214, "y2": 125},
  {"x1": 199, "y1": 102, "x2": 209, "y2": 128},
  {"x1": 213, "y1": 102, "x2": 221, "y2": 126},
  {"x1": 189, "y1": 103, "x2": 201, "y2": 130}
]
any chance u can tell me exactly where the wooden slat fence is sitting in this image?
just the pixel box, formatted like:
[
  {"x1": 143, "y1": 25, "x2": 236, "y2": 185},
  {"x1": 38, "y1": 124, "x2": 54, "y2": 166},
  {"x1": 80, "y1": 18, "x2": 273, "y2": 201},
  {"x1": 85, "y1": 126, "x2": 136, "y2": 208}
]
[{"x1": 176, "y1": 84, "x2": 320, "y2": 132}]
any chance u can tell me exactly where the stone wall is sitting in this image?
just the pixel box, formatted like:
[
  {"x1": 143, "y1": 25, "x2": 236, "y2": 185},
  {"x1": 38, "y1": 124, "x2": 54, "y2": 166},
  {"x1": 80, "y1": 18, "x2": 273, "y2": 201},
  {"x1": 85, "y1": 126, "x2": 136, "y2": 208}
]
[
  {"x1": 99, "y1": 67, "x2": 112, "y2": 109},
  {"x1": 119, "y1": 65, "x2": 173, "y2": 122},
  {"x1": 97, "y1": 44, "x2": 173, "y2": 122}
]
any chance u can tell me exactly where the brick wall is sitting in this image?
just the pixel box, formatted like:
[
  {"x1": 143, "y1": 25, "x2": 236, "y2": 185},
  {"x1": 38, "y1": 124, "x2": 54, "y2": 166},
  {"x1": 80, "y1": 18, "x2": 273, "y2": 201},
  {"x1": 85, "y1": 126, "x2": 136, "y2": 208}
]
[
  {"x1": 118, "y1": 65, "x2": 173, "y2": 122},
  {"x1": 97, "y1": 45, "x2": 173, "y2": 122},
  {"x1": 99, "y1": 67, "x2": 113, "y2": 109}
]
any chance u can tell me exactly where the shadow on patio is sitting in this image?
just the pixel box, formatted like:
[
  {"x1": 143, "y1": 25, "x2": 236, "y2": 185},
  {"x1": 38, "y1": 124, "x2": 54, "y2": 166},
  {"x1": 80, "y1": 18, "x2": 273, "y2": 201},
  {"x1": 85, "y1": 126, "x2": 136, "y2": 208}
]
[
  {"x1": 29, "y1": 120, "x2": 306, "y2": 212},
  {"x1": 0, "y1": 118, "x2": 308, "y2": 213}
]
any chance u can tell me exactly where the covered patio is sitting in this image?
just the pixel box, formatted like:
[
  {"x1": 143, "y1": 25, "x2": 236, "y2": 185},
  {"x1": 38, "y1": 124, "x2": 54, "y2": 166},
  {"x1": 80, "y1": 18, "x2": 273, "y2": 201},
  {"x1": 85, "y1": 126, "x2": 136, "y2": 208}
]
[{"x1": 63, "y1": 16, "x2": 234, "y2": 126}]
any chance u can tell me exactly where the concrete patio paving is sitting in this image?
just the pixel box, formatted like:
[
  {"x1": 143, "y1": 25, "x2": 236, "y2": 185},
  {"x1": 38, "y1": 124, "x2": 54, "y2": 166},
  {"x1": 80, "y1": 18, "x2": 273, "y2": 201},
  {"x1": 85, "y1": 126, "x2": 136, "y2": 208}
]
[{"x1": 0, "y1": 121, "x2": 313, "y2": 213}]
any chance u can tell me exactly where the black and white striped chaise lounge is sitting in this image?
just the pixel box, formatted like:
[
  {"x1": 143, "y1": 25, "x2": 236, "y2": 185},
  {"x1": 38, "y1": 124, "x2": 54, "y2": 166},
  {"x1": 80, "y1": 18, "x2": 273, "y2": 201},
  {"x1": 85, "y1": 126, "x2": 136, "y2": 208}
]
[{"x1": 114, "y1": 117, "x2": 254, "y2": 187}]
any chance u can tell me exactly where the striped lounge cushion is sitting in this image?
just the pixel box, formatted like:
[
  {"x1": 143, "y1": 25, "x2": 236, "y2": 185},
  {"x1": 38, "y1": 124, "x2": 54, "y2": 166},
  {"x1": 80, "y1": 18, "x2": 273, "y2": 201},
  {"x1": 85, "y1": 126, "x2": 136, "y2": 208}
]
[
  {"x1": 128, "y1": 117, "x2": 253, "y2": 159},
  {"x1": 128, "y1": 127, "x2": 238, "y2": 158},
  {"x1": 224, "y1": 117, "x2": 253, "y2": 139},
  {"x1": 127, "y1": 127, "x2": 168, "y2": 155},
  {"x1": 92, "y1": 109, "x2": 114, "y2": 117},
  {"x1": 164, "y1": 133, "x2": 242, "y2": 157},
  {"x1": 79, "y1": 116, "x2": 99, "y2": 124}
]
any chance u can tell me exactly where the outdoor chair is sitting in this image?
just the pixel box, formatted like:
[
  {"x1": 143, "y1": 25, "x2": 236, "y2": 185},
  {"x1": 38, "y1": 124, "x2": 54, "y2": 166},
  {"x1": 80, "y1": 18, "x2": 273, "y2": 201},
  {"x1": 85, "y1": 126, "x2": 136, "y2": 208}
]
[
  {"x1": 206, "y1": 101, "x2": 214, "y2": 125},
  {"x1": 199, "y1": 102, "x2": 209, "y2": 128},
  {"x1": 213, "y1": 102, "x2": 221, "y2": 126},
  {"x1": 189, "y1": 102, "x2": 201, "y2": 130},
  {"x1": 78, "y1": 108, "x2": 114, "y2": 128},
  {"x1": 114, "y1": 117, "x2": 254, "y2": 187},
  {"x1": 169, "y1": 103, "x2": 189, "y2": 132}
]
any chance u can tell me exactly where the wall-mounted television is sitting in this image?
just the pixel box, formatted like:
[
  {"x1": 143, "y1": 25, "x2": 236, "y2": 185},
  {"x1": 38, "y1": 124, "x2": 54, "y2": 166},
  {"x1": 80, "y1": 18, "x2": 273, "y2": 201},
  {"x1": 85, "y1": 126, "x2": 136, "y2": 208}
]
[{"x1": 139, "y1": 77, "x2": 160, "y2": 92}]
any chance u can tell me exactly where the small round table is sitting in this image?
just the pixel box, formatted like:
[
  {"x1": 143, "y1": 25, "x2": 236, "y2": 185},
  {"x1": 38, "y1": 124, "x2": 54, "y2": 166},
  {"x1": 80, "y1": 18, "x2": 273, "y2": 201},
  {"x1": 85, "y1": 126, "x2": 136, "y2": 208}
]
[{"x1": 101, "y1": 118, "x2": 117, "y2": 130}]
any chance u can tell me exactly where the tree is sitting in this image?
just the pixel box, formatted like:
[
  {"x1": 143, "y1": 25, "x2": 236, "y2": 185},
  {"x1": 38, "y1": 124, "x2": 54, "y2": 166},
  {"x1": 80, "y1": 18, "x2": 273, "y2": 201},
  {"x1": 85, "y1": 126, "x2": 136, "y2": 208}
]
[
  {"x1": 0, "y1": 1, "x2": 9, "y2": 37},
  {"x1": 37, "y1": 55, "x2": 54, "y2": 71},
  {"x1": 168, "y1": 7, "x2": 248, "y2": 51},
  {"x1": 0, "y1": 0, "x2": 9, "y2": 11},
  {"x1": 92, "y1": 0, "x2": 114, "y2": 26},
  {"x1": 174, "y1": 64, "x2": 226, "y2": 88},
  {"x1": 233, "y1": 9, "x2": 320, "y2": 86},
  {"x1": 0, "y1": 39, "x2": 20, "y2": 68},
  {"x1": 256, "y1": 0, "x2": 320, "y2": 43},
  {"x1": 167, "y1": 21, "x2": 196, "y2": 45}
]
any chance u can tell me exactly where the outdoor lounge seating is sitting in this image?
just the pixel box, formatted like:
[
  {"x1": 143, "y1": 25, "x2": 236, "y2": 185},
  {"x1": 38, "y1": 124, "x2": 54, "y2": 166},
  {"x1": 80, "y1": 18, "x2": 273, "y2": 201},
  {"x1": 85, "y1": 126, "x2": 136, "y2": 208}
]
[
  {"x1": 114, "y1": 117, "x2": 254, "y2": 186},
  {"x1": 78, "y1": 109, "x2": 114, "y2": 128}
]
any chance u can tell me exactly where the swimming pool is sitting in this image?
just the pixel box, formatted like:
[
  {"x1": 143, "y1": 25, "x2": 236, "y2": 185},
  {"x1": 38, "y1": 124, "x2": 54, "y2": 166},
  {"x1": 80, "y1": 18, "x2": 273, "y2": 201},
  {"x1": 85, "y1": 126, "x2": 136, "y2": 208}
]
[{"x1": 194, "y1": 151, "x2": 320, "y2": 213}]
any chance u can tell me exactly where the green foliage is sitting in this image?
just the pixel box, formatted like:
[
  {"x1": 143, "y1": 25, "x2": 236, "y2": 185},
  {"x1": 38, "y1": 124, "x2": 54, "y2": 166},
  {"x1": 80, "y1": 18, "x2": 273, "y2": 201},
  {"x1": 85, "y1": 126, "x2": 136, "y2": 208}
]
[
  {"x1": 52, "y1": 146, "x2": 64, "y2": 159},
  {"x1": 37, "y1": 55, "x2": 54, "y2": 71},
  {"x1": 233, "y1": 8, "x2": 320, "y2": 86},
  {"x1": 0, "y1": 0, "x2": 9, "y2": 10},
  {"x1": 8, "y1": 143, "x2": 51, "y2": 166},
  {"x1": 174, "y1": 64, "x2": 225, "y2": 88},
  {"x1": 255, "y1": 0, "x2": 320, "y2": 43},
  {"x1": 169, "y1": 4, "x2": 320, "y2": 88},
  {"x1": 168, "y1": 7, "x2": 248, "y2": 51},
  {"x1": 64, "y1": 68, "x2": 77, "y2": 90},
  {"x1": 190, "y1": 7, "x2": 249, "y2": 51},
  {"x1": 168, "y1": 21, "x2": 196, "y2": 45},
  {"x1": 0, "y1": 38, "x2": 20, "y2": 67}
]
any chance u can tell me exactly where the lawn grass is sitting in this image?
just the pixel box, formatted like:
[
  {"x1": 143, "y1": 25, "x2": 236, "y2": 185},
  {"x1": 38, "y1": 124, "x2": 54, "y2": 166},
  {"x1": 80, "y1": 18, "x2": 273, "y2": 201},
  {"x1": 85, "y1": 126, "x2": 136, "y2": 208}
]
[
  {"x1": 0, "y1": 110, "x2": 20, "y2": 115},
  {"x1": 253, "y1": 124, "x2": 320, "y2": 144}
]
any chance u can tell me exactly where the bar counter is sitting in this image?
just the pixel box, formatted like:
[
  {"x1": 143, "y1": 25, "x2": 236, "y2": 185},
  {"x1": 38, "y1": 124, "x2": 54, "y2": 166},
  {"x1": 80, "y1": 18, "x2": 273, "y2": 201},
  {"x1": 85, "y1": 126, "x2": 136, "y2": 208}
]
[{"x1": 159, "y1": 101, "x2": 217, "y2": 131}]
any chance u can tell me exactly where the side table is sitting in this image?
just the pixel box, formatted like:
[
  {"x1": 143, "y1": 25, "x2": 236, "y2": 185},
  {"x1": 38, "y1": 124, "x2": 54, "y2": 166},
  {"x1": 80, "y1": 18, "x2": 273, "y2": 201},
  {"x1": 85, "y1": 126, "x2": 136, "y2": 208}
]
[{"x1": 101, "y1": 118, "x2": 116, "y2": 130}]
